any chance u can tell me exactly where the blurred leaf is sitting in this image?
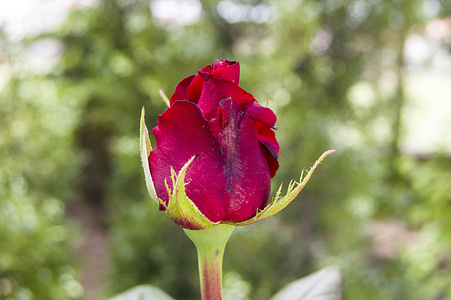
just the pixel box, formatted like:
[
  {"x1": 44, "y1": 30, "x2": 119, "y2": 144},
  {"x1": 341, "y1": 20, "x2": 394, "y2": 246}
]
[
  {"x1": 109, "y1": 285, "x2": 175, "y2": 300},
  {"x1": 270, "y1": 267, "x2": 343, "y2": 300}
]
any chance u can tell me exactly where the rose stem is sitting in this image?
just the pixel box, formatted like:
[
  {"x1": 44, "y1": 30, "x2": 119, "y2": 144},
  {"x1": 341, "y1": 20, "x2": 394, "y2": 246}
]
[{"x1": 184, "y1": 224, "x2": 235, "y2": 300}]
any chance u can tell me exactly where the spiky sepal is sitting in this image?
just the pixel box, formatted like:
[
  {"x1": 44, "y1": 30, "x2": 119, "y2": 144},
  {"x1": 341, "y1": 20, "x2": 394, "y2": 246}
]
[
  {"x1": 229, "y1": 150, "x2": 335, "y2": 226},
  {"x1": 140, "y1": 107, "x2": 158, "y2": 204},
  {"x1": 162, "y1": 156, "x2": 216, "y2": 230}
]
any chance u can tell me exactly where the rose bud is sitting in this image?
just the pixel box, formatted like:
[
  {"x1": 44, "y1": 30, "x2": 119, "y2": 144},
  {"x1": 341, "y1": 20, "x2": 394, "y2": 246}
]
[{"x1": 140, "y1": 60, "x2": 333, "y2": 229}]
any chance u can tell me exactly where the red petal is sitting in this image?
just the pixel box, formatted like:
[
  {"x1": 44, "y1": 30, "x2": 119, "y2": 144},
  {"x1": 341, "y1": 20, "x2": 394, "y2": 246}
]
[
  {"x1": 245, "y1": 101, "x2": 277, "y2": 128},
  {"x1": 198, "y1": 75, "x2": 255, "y2": 120},
  {"x1": 243, "y1": 101, "x2": 279, "y2": 178},
  {"x1": 260, "y1": 144, "x2": 279, "y2": 178},
  {"x1": 256, "y1": 122, "x2": 279, "y2": 178},
  {"x1": 170, "y1": 61, "x2": 240, "y2": 105},
  {"x1": 200, "y1": 64, "x2": 214, "y2": 73},
  {"x1": 186, "y1": 65, "x2": 213, "y2": 102},
  {"x1": 211, "y1": 60, "x2": 240, "y2": 85},
  {"x1": 257, "y1": 122, "x2": 279, "y2": 158},
  {"x1": 216, "y1": 99, "x2": 271, "y2": 221},
  {"x1": 212, "y1": 59, "x2": 233, "y2": 71},
  {"x1": 151, "y1": 99, "x2": 274, "y2": 223},
  {"x1": 169, "y1": 75, "x2": 195, "y2": 105},
  {"x1": 150, "y1": 100, "x2": 229, "y2": 222}
]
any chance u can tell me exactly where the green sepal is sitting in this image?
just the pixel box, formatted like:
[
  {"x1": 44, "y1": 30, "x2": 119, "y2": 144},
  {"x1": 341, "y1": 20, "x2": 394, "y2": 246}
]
[
  {"x1": 230, "y1": 150, "x2": 335, "y2": 226},
  {"x1": 165, "y1": 156, "x2": 216, "y2": 230},
  {"x1": 159, "y1": 87, "x2": 170, "y2": 107},
  {"x1": 140, "y1": 107, "x2": 159, "y2": 204}
]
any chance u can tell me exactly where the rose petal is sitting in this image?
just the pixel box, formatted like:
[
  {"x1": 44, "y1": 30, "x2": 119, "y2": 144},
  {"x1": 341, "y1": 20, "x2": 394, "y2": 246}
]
[
  {"x1": 256, "y1": 122, "x2": 279, "y2": 178},
  {"x1": 200, "y1": 64, "x2": 214, "y2": 73},
  {"x1": 151, "y1": 99, "x2": 272, "y2": 223},
  {"x1": 244, "y1": 102, "x2": 279, "y2": 178},
  {"x1": 212, "y1": 59, "x2": 232, "y2": 71},
  {"x1": 216, "y1": 98, "x2": 271, "y2": 221},
  {"x1": 260, "y1": 144, "x2": 279, "y2": 178},
  {"x1": 198, "y1": 75, "x2": 255, "y2": 120},
  {"x1": 170, "y1": 75, "x2": 195, "y2": 105},
  {"x1": 186, "y1": 64, "x2": 213, "y2": 102},
  {"x1": 171, "y1": 61, "x2": 240, "y2": 105},
  {"x1": 211, "y1": 60, "x2": 240, "y2": 84},
  {"x1": 256, "y1": 122, "x2": 279, "y2": 158},
  {"x1": 245, "y1": 101, "x2": 277, "y2": 128},
  {"x1": 150, "y1": 100, "x2": 228, "y2": 222}
]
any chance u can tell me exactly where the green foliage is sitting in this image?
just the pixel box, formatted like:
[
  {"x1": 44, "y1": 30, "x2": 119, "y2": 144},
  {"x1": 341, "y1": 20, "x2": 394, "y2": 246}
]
[{"x1": 0, "y1": 48, "x2": 82, "y2": 298}]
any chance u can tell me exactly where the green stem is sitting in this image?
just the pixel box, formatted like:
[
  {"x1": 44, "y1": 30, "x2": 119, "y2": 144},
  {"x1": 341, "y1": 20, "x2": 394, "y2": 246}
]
[{"x1": 184, "y1": 224, "x2": 235, "y2": 300}]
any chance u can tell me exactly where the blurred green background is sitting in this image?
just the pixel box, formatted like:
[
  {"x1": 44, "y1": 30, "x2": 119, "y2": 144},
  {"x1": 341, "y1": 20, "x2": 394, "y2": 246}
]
[{"x1": 1, "y1": 0, "x2": 450, "y2": 299}]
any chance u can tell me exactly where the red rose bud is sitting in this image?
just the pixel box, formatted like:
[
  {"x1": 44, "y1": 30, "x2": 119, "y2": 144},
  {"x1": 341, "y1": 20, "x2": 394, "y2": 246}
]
[{"x1": 140, "y1": 60, "x2": 333, "y2": 229}]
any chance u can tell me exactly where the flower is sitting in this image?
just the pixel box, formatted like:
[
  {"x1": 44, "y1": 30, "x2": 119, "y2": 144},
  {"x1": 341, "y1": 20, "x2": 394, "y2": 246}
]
[
  {"x1": 150, "y1": 60, "x2": 278, "y2": 225},
  {"x1": 140, "y1": 60, "x2": 334, "y2": 229}
]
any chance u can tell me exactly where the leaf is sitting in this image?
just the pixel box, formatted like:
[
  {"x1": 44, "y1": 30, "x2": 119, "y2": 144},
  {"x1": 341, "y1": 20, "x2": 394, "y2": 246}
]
[
  {"x1": 109, "y1": 285, "x2": 175, "y2": 300},
  {"x1": 270, "y1": 267, "x2": 343, "y2": 300}
]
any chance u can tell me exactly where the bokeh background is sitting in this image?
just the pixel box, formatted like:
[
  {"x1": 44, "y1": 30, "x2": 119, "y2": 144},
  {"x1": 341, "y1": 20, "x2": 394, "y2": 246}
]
[{"x1": 1, "y1": 0, "x2": 450, "y2": 299}]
